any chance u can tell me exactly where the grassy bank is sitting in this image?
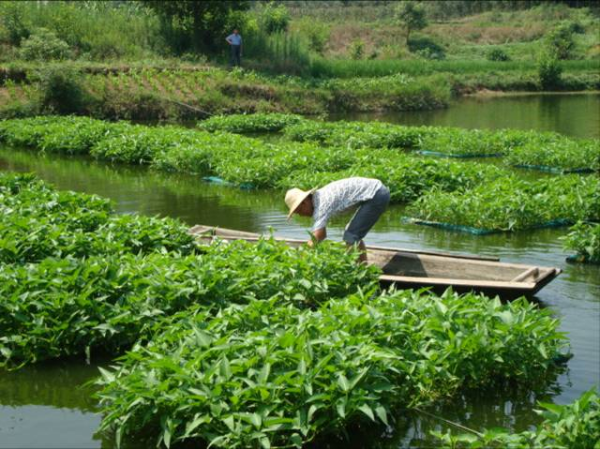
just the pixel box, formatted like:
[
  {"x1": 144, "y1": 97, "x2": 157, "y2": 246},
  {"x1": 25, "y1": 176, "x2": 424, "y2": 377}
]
[{"x1": 0, "y1": 62, "x2": 598, "y2": 120}]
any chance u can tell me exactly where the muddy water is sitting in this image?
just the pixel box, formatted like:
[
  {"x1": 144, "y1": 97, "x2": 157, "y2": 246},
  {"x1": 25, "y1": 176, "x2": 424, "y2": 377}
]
[{"x1": 1, "y1": 144, "x2": 598, "y2": 448}]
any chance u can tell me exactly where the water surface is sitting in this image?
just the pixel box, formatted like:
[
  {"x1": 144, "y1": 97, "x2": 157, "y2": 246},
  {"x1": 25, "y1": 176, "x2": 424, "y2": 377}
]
[{"x1": 330, "y1": 92, "x2": 600, "y2": 139}]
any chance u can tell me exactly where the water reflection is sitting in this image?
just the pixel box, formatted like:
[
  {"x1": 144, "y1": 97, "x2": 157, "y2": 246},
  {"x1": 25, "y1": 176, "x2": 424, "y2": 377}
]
[{"x1": 330, "y1": 93, "x2": 600, "y2": 139}]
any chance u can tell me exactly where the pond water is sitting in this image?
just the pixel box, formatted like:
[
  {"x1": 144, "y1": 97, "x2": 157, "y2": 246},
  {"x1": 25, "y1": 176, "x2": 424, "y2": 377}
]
[
  {"x1": 330, "y1": 92, "x2": 600, "y2": 139},
  {"x1": 0, "y1": 93, "x2": 599, "y2": 448}
]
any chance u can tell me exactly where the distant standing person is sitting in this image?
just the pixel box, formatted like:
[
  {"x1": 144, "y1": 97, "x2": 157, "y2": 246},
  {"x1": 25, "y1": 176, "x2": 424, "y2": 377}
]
[
  {"x1": 285, "y1": 177, "x2": 390, "y2": 262},
  {"x1": 226, "y1": 29, "x2": 242, "y2": 67}
]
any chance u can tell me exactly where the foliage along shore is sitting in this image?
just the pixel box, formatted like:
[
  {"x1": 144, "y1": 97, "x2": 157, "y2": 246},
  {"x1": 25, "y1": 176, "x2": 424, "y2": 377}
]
[{"x1": 0, "y1": 62, "x2": 598, "y2": 120}]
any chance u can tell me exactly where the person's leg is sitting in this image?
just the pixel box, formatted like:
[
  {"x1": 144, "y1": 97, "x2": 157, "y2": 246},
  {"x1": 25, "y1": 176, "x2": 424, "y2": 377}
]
[
  {"x1": 230, "y1": 46, "x2": 236, "y2": 66},
  {"x1": 343, "y1": 186, "x2": 391, "y2": 262},
  {"x1": 234, "y1": 46, "x2": 241, "y2": 66}
]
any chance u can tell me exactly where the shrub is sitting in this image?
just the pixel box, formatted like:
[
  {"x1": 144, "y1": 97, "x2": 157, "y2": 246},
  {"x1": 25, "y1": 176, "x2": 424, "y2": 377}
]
[
  {"x1": 544, "y1": 23, "x2": 576, "y2": 60},
  {"x1": 35, "y1": 66, "x2": 88, "y2": 114},
  {"x1": 296, "y1": 18, "x2": 329, "y2": 55},
  {"x1": 259, "y1": 3, "x2": 290, "y2": 35},
  {"x1": 408, "y1": 36, "x2": 445, "y2": 60},
  {"x1": 349, "y1": 39, "x2": 365, "y2": 60},
  {"x1": 537, "y1": 51, "x2": 563, "y2": 90},
  {"x1": 487, "y1": 48, "x2": 510, "y2": 62},
  {"x1": 18, "y1": 28, "x2": 72, "y2": 61}
]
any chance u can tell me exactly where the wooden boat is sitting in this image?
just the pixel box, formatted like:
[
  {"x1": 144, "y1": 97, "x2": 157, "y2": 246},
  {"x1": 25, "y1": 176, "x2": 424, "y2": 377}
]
[{"x1": 189, "y1": 225, "x2": 562, "y2": 299}]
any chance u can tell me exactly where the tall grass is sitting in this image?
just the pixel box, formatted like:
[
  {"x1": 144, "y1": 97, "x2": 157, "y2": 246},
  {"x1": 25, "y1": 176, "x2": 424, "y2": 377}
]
[
  {"x1": 0, "y1": 1, "x2": 163, "y2": 60},
  {"x1": 309, "y1": 58, "x2": 599, "y2": 78}
]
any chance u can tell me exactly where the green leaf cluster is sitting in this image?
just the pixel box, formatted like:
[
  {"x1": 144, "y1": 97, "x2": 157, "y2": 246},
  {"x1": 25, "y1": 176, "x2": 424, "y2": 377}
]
[
  {"x1": 95, "y1": 289, "x2": 567, "y2": 448},
  {"x1": 432, "y1": 389, "x2": 599, "y2": 449},
  {"x1": 0, "y1": 117, "x2": 506, "y2": 203},
  {"x1": 506, "y1": 137, "x2": 600, "y2": 172},
  {"x1": 406, "y1": 175, "x2": 600, "y2": 231},
  {"x1": 563, "y1": 221, "x2": 600, "y2": 263},
  {"x1": 0, "y1": 174, "x2": 378, "y2": 368},
  {"x1": 198, "y1": 113, "x2": 305, "y2": 134}
]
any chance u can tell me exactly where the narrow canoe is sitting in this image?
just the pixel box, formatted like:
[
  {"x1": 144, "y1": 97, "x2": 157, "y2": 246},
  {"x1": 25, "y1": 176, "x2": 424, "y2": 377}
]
[{"x1": 189, "y1": 225, "x2": 562, "y2": 299}]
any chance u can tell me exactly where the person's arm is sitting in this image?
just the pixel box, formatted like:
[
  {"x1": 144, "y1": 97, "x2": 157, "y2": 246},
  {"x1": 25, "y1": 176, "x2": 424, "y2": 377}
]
[
  {"x1": 307, "y1": 227, "x2": 327, "y2": 247},
  {"x1": 226, "y1": 35, "x2": 232, "y2": 45}
]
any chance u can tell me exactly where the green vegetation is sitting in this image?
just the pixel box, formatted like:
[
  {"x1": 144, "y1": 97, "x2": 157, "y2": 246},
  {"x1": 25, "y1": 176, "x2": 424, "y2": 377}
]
[
  {"x1": 0, "y1": 2, "x2": 598, "y2": 118},
  {"x1": 432, "y1": 389, "x2": 599, "y2": 449},
  {"x1": 406, "y1": 175, "x2": 599, "y2": 232},
  {"x1": 0, "y1": 173, "x2": 377, "y2": 369},
  {"x1": 563, "y1": 221, "x2": 600, "y2": 264},
  {"x1": 0, "y1": 116, "x2": 507, "y2": 202},
  {"x1": 199, "y1": 113, "x2": 305, "y2": 133},
  {"x1": 506, "y1": 137, "x2": 600, "y2": 172},
  {"x1": 96, "y1": 290, "x2": 566, "y2": 448}
]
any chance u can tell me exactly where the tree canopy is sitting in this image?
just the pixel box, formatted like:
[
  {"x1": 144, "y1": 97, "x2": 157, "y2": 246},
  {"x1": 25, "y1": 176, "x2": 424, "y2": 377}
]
[{"x1": 143, "y1": 1, "x2": 250, "y2": 53}]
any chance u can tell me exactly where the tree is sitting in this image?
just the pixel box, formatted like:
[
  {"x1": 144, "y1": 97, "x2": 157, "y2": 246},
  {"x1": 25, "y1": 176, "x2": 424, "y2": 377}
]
[
  {"x1": 395, "y1": 1, "x2": 428, "y2": 45},
  {"x1": 142, "y1": 1, "x2": 250, "y2": 54}
]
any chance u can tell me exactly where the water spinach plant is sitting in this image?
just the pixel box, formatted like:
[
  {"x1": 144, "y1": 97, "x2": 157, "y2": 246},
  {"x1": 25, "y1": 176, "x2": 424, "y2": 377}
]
[
  {"x1": 198, "y1": 113, "x2": 305, "y2": 134},
  {"x1": 506, "y1": 137, "x2": 600, "y2": 173},
  {"x1": 96, "y1": 289, "x2": 567, "y2": 448},
  {"x1": 0, "y1": 174, "x2": 378, "y2": 368},
  {"x1": 406, "y1": 175, "x2": 600, "y2": 232},
  {"x1": 432, "y1": 388, "x2": 599, "y2": 449},
  {"x1": 0, "y1": 116, "x2": 508, "y2": 204},
  {"x1": 563, "y1": 221, "x2": 600, "y2": 264}
]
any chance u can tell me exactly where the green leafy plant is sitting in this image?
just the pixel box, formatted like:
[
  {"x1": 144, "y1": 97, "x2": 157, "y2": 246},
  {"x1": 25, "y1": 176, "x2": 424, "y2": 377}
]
[
  {"x1": 487, "y1": 48, "x2": 511, "y2": 62},
  {"x1": 506, "y1": 137, "x2": 600, "y2": 172},
  {"x1": 18, "y1": 27, "x2": 72, "y2": 61},
  {"x1": 406, "y1": 175, "x2": 600, "y2": 232},
  {"x1": 198, "y1": 113, "x2": 305, "y2": 134},
  {"x1": 95, "y1": 289, "x2": 567, "y2": 448},
  {"x1": 0, "y1": 174, "x2": 378, "y2": 368},
  {"x1": 432, "y1": 389, "x2": 599, "y2": 449},
  {"x1": 563, "y1": 221, "x2": 600, "y2": 264}
]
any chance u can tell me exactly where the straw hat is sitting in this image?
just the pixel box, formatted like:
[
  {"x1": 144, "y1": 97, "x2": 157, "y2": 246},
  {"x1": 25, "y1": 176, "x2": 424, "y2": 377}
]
[{"x1": 285, "y1": 187, "x2": 316, "y2": 219}]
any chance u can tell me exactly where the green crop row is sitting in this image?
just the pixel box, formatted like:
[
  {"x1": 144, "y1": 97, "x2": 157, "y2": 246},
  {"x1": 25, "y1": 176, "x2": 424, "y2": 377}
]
[
  {"x1": 406, "y1": 175, "x2": 600, "y2": 232},
  {"x1": 95, "y1": 290, "x2": 566, "y2": 448},
  {"x1": 432, "y1": 389, "x2": 599, "y2": 449},
  {"x1": 0, "y1": 116, "x2": 507, "y2": 203},
  {"x1": 0, "y1": 174, "x2": 377, "y2": 368},
  {"x1": 563, "y1": 221, "x2": 600, "y2": 263},
  {"x1": 198, "y1": 113, "x2": 305, "y2": 134}
]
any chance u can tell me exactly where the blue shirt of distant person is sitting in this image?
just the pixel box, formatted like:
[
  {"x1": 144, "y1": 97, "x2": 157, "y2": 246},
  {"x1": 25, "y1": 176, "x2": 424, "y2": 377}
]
[{"x1": 226, "y1": 29, "x2": 242, "y2": 67}]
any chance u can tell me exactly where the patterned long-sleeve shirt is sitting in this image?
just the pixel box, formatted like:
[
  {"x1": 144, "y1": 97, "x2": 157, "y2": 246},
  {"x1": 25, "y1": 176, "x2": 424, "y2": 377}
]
[{"x1": 312, "y1": 177, "x2": 383, "y2": 231}]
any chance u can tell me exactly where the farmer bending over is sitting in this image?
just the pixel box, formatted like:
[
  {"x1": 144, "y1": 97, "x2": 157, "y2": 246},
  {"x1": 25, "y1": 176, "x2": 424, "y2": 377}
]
[{"x1": 285, "y1": 177, "x2": 390, "y2": 262}]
